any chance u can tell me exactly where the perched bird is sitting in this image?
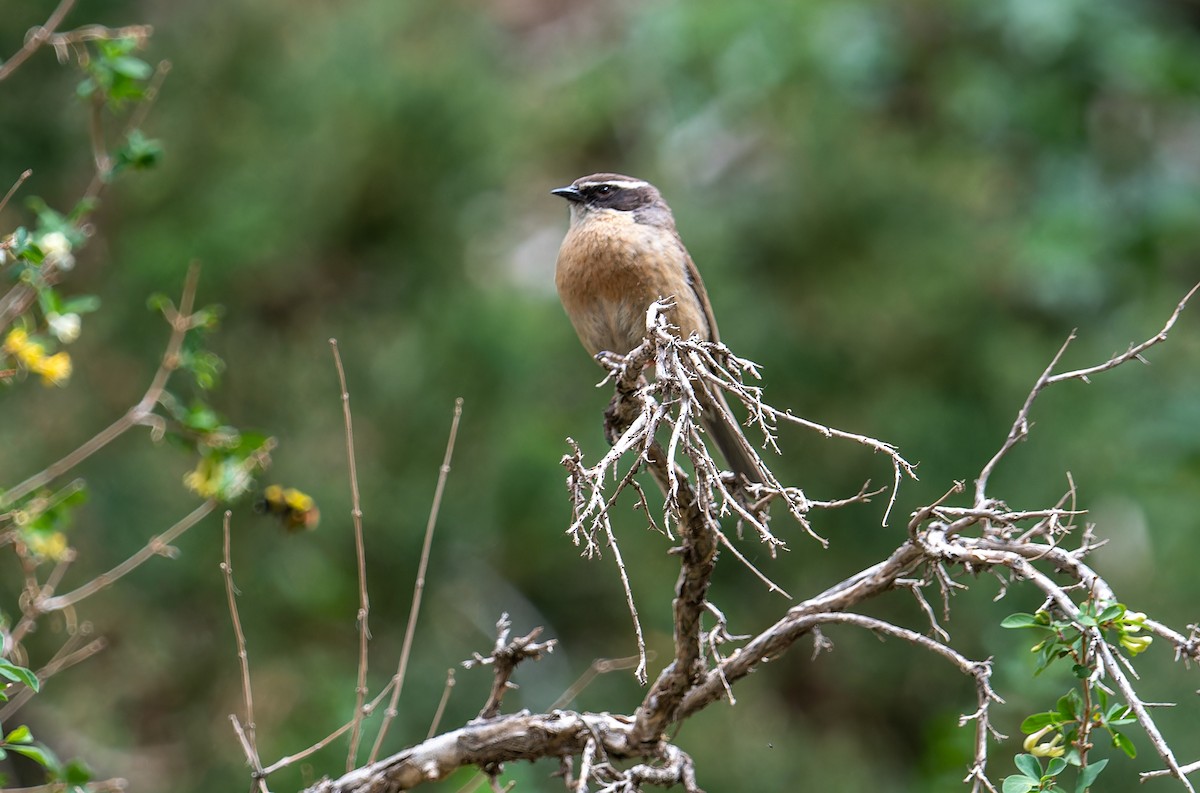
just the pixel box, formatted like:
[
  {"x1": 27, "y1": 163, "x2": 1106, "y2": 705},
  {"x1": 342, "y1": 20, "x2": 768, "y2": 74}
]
[{"x1": 552, "y1": 172, "x2": 767, "y2": 487}]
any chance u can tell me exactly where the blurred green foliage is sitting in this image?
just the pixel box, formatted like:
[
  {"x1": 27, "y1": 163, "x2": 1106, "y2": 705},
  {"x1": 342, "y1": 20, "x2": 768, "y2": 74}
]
[{"x1": 2, "y1": 0, "x2": 1199, "y2": 791}]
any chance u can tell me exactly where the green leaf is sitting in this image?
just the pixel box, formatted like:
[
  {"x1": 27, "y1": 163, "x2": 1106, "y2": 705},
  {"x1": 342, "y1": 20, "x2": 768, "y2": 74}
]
[
  {"x1": 62, "y1": 758, "x2": 94, "y2": 785},
  {"x1": 109, "y1": 56, "x2": 152, "y2": 79},
  {"x1": 1002, "y1": 613, "x2": 1044, "y2": 629},
  {"x1": 231, "y1": 431, "x2": 271, "y2": 456},
  {"x1": 4, "y1": 725, "x2": 32, "y2": 744},
  {"x1": 38, "y1": 288, "x2": 64, "y2": 316},
  {"x1": 1045, "y1": 756, "x2": 1067, "y2": 777},
  {"x1": 1059, "y1": 689, "x2": 1082, "y2": 720},
  {"x1": 7, "y1": 742, "x2": 56, "y2": 770},
  {"x1": 1112, "y1": 730, "x2": 1137, "y2": 758},
  {"x1": 184, "y1": 404, "x2": 222, "y2": 432},
  {"x1": 1071, "y1": 664, "x2": 1090, "y2": 679},
  {"x1": 1014, "y1": 753, "x2": 1042, "y2": 779},
  {"x1": 63, "y1": 295, "x2": 101, "y2": 315},
  {"x1": 0, "y1": 662, "x2": 39, "y2": 692},
  {"x1": 1075, "y1": 758, "x2": 1108, "y2": 793},
  {"x1": 1002, "y1": 775, "x2": 1037, "y2": 793},
  {"x1": 113, "y1": 130, "x2": 164, "y2": 173},
  {"x1": 1021, "y1": 711, "x2": 1060, "y2": 732},
  {"x1": 1096, "y1": 604, "x2": 1124, "y2": 623}
]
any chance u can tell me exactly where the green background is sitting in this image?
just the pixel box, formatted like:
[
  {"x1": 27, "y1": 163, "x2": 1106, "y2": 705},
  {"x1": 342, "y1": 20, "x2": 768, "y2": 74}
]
[{"x1": 2, "y1": 1, "x2": 1199, "y2": 791}]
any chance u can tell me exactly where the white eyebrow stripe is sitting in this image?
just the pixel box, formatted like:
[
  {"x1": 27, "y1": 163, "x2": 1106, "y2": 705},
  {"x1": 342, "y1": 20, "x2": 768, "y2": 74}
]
[{"x1": 578, "y1": 179, "x2": 650, "y2": 190}]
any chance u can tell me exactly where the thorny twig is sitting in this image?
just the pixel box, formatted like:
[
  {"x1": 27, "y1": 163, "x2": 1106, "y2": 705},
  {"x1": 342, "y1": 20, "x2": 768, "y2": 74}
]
[{"x1": 463, "y1": 614, "x2": 557, "y2": 720}]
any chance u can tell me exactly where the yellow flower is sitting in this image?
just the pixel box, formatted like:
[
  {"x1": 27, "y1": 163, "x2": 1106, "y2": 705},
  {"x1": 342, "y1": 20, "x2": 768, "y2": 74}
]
[
  {"x1": 4, "y1": 327, "x2": 53, "y2": 373},
  {"x1": 4, "y1": 328, "x2": 33, "y2": 357},
  {"x1": 31, "y1": 351, "x2": 72, "y2": 386},
  {"x1": 1119, "y1": 634, "x2": 1153, "y2": 656},
  {"x1": 1023, "y1": 725, "x2": 1066, "y2": 758},
  {"x1": 183, "y1": 465, "x2": 218, "y2": 498},
  {"x1": 26, "y1": 531, "x2": 69, "y2": 561}
]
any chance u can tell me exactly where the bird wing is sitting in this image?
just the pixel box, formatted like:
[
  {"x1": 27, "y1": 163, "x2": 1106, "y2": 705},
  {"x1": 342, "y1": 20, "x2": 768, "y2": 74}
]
[{"x1": 676, "y1": 232, "x2": 722, "y2": 344}]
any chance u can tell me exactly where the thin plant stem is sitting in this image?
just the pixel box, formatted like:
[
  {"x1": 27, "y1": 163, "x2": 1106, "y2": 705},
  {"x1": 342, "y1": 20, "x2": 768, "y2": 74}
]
[
  {"x1": 221, "y1": 511, "x2": 261, "y2": 770},
  {"x1": 330, "y1": 338, "x2": 371, "y2": 771},
  {"x1": 0, "y1": 0, "x2": 77, "y2": 81},
  {"x1": 368, "y1": 397, "x2": 463, "y2": 762},
  {"x1": 34, "y1": 499, "x2": 216, "y2": 613}
]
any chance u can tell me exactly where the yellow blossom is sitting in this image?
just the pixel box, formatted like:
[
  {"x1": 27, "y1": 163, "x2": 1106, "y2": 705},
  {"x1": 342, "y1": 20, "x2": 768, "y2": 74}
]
[
  {"x1": 1120, "y1": 634, "x2": 1153, "y2": 655},
  {"x1": 1023, "y1": 725, "x2": 1066, "y2": 758},
  {"x1": 31, "y1": 351, "x2": 72, "y2": 386},
  {"x1": 4, "y1": 328, "x2": 34, "y2": 357},
  {"x1": 26, "y1": 531, "x2": 69, "y2": 561},
  {"x1": 184, "y1": 466, "x2": 219, "y2": 498}
]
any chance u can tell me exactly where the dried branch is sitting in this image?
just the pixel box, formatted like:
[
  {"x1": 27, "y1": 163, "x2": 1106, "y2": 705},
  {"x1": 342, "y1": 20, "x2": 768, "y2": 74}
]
[
  {"x1": 975, "y1": 281, "x2": 1199, "y2": 506},
  {"x1": 303, "y1": 710, "x2": 697, "y2": 793},
  {"x1": 462, "y1": 614, "x2": 557, "y2": 720}
]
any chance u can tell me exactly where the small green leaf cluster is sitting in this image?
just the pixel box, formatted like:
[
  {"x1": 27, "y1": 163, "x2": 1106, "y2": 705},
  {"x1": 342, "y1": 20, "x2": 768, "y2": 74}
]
[
  {"x1": 1019, "y1": 688, "x2": 1137, "y2": 762},
  {"x1": 1002, "y1": 602, "x2": 1152, "y2": 674},
  {"x1": 1, "y1": 661, "x2": 92, "y2": 789},
  {"x1": 1001, "y1": 753, "x2": 1106, "y2": 793},
  {"x1": 113, "y1": 129, "x2": 164, "y2": 176},
  {"x1": 143, "y1": 296, "x2": 273, "y2": 502},
  {"x1": 4, "y1": 482, "x2": 88, "y2": 563},
  {"x1": 1000, "y1": 602, "x2": 1147, "y2": 790},
  {"x1": 76, "y1": 36, "x2": 153, "y2": 107}
]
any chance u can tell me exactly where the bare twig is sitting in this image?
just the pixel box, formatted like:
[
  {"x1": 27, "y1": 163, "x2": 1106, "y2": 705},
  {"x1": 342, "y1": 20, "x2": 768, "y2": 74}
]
[
  {"x1": 1048, "y1": 282, "x2": 1200, "y2": 386},
  {"x1": 0, "y1": 0, "x2": 77, "y2": 81},
  {"x1": 426, "y1": 669, "x2": 456, "y2": 740},
  {"x1": 463, "y1": 615, "x2": 557, "y2": 720},
  {"x1": 369, "y1": 397, "x2": 463, "y2": 762},
  {"x1": 550, "y1": 655, "x2": 645, "y2": 711},
  {"x1": 33, "y1": 499, "x2": 217, "y2": 613},
  {"x1": 330, "y1": 338, "x2": 371, "y2": 771},
  {"x1": 261, "y1": 720, "x2": 357, "y2": 778},
  {"x1": 230, "y1": 716, "x2": 270, "y2": 793},
  {"x1": 0, "y1": 169, "x2": 33, "y2": 215},
  {"x1": 221, "y1": 511, "x2": 262, "y2": 778},
  {"x1": 975, "y1": 282, "x2": 1199, "y2": 506}
]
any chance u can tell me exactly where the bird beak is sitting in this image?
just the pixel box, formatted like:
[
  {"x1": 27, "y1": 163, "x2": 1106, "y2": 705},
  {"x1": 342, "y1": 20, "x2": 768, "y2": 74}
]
[{"x1": 551, "y1": 185, "x2": 583, "y2": 202}]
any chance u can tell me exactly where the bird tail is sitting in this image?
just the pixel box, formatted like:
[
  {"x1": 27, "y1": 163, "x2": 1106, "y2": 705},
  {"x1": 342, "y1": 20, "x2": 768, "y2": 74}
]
[{"x1": 695, "y1": 382, "x2": 769, "y2": 488}]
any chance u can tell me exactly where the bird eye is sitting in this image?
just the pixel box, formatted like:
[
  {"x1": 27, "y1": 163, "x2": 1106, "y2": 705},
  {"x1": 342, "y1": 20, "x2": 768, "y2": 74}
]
[{"x1": 595, "y1": 184, "x2": 614, "y2": 195}]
